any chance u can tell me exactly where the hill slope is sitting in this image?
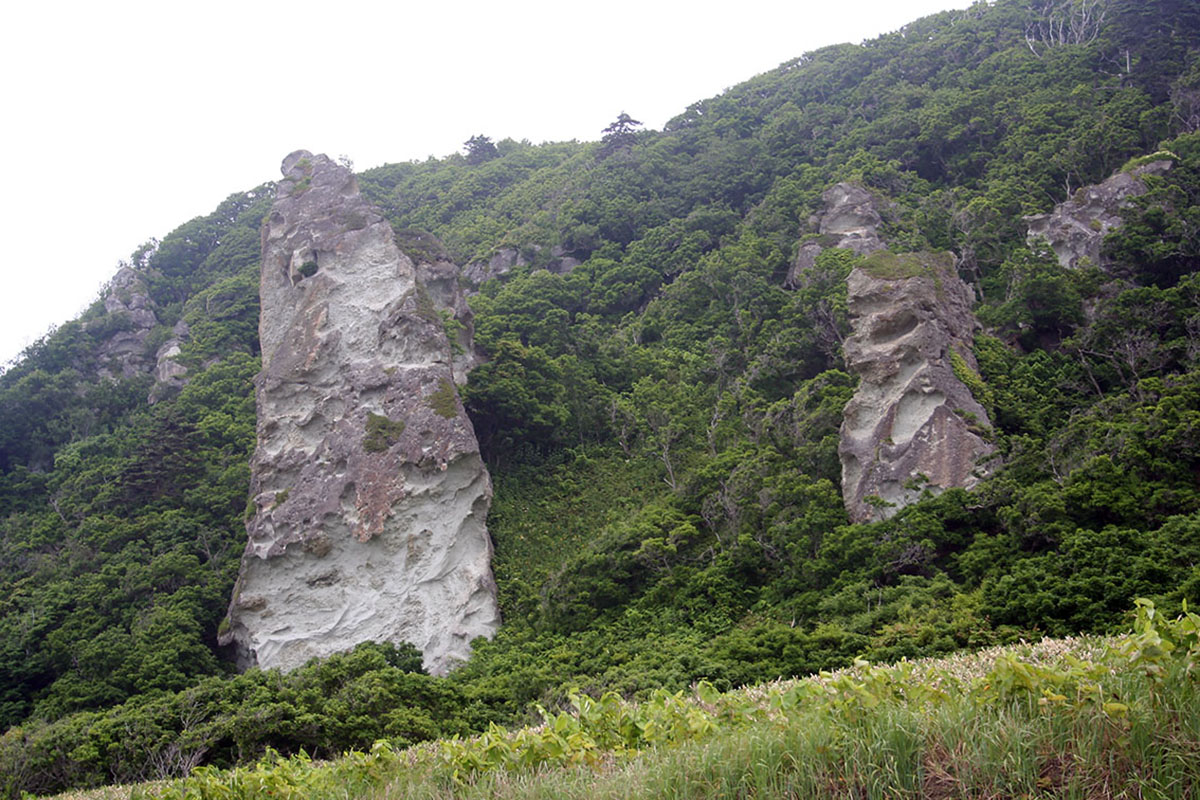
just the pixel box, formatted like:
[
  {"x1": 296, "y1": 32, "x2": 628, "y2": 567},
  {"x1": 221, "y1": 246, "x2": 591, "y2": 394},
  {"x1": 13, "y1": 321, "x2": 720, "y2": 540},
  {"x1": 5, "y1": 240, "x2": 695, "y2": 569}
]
[{"x1": 2, "y1": 0, "x2": 1200, "y2": 795}]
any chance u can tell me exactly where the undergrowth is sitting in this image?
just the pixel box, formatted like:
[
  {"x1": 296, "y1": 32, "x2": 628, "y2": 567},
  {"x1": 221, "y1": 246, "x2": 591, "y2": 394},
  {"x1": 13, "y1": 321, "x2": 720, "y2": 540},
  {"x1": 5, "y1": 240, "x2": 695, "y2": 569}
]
[{"x1": 120, "y1": 597, "x2": 1200, "y2": 800}]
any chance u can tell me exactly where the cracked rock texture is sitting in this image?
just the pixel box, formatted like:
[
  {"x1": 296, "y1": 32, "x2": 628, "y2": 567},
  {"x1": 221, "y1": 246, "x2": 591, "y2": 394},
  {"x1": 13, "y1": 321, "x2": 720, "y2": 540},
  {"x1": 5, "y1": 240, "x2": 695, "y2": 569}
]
[
  {"x1": 839, "y1": 252, "x2": 997, "y2": 523},
  {"x1": 219, "y1": 151, "x2": 499, "y2": 675},
  {"x1": 1025, "y1": 160, "x2": 1173, "y2": 270},
  {"x1": 787, "y1": 182, "x2": 887, "y2": 287}
]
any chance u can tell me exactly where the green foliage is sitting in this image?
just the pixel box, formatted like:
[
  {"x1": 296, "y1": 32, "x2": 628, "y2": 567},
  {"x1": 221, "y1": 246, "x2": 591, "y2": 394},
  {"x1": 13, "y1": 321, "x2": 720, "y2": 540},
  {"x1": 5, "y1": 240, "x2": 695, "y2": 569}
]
[
  {"x1": 950, "y1": 348, "x2": 995, "y2": 418},
  {"x1": 0, "y1": 641, "x2": 453, "y2": 798},
  {"x1": 132, "y1": 598, "x2": 1200, "y2": 800},
  {"x1": 1105, "y1": 132, "x2": 1200, "y2": 286},
  {"x1": 463, "y1": 134, "x2": 499, "y2": 165},
  {"x1": 979, "y1": 246, "x2": 1088, "y2": 348}
]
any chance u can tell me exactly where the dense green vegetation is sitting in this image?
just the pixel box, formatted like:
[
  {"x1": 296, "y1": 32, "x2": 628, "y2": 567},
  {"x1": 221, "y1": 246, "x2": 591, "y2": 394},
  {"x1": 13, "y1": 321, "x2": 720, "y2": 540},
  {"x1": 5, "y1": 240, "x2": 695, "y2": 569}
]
[
  {"x1": 2, "y1": 0, "x2": 1199, "y2": 795},
  {"x1": 127, "y1": 599, "x2": 1200, "y2": 799}
]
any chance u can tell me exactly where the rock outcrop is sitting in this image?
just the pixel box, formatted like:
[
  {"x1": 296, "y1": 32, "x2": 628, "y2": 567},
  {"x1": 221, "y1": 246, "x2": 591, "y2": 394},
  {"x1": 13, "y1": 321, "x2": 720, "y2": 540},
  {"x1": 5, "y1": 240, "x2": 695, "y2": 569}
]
[
  {"x1": 461, "y1": 245, "x2": 580, "y2": 292},
  {"x1": 92, "y1": 266, "x2": 160, "y2": 379},
  {"x1": 87, "y1": 264, "x2": 194, "y2": 402},
  {"x1": 219, "y1": 151, "x2": 500, "y2": 675},
  {"x1": 839, "y1": 251, "x2": 997, "y2": 523},
  {"x1": 148, "y1": 319, "x2": 191, "y2": 402},
  {"x1": 787, "y1": 182, "x2": 887, "y2": 287},
  {"x1": 415, "y1": 258, "x2": 480, "y2": 384},
  {"x1": 1025, "y1": 159, "x2": 1173, "y2": 270},
  {"x1": 462, "y1": 247, "x2": 526, "y2": 288}
]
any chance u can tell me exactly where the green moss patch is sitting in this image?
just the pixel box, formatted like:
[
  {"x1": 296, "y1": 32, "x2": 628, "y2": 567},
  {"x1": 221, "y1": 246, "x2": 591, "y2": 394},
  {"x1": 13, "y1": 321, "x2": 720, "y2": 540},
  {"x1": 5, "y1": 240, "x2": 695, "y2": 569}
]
[
  {"x1": 364, "y1": 412, "x2": 406, "y2": 453},
  {"x1": 427, "y1": 379, "x2": 459, "y2": 419},
  {"x1": 860, "y1": 250, "x2": 953, "y2": 280}
]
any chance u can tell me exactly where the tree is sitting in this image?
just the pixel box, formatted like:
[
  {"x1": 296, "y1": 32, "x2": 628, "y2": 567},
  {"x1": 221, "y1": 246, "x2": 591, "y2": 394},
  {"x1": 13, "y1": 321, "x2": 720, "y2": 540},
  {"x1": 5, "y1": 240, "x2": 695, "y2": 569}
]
[
  {"x1": 599, "y1": 112, "x2": 643, "y2": 157},
  {"x1": 463, "y1": 135, "x2": 498, "y2": 165},
  {"x1": 1024, "y1": 0, "x2": 1110, "y2": 57}
]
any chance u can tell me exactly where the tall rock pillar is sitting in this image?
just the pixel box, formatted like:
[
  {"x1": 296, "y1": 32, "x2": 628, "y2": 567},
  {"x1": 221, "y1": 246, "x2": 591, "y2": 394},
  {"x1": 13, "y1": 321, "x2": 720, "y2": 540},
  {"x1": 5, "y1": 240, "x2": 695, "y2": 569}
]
[
  {"x1": 839, "y1": 251, "x2": 998, "y2": 522},
  {"x1": 219, "y1": 151, "x2": 499, "y2": 675}
]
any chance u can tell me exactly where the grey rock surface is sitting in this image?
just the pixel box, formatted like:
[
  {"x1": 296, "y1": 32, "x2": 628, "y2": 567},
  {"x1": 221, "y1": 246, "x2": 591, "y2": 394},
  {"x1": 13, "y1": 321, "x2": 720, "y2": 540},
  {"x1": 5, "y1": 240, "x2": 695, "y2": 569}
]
[
  {"x1": 839, "y1": 252, "x2": 997, "y2": 523},
  {"x1": 93, "y1": 266, "x2": 160, "y2": 379},
  {"x1": 1025, "y1": 160, "x2": 1173, "y2": 270},
  {"x1": 220, "y1": 151, "x2": 499, "y2": 675},
  {"x1": 415, "y1": 258, "x2": 480, "y2": 385},
  {"x1": 787, "y1": 183, "x2": 887, "y2": 287},
  {"x1": 462, "y1": 246, "x2": 525, "y2": 288},
  {"x1": 153, "y1": 320, "x2": 190, "y2": 387}
]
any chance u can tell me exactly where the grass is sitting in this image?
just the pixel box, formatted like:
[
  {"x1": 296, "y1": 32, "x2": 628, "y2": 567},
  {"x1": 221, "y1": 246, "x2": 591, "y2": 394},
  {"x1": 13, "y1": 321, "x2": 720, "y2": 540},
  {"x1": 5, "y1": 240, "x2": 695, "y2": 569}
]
[
  {"x1": 860, "y1": 250, "x2": 954, "y2": 281},
  {"x1": 427, "y1": 379, "x2": 460, "y2": 419},
  {"x1": 41, "y1": 784, "x2": 159, "y2": 800},
  {"x1": 112, "y1": 607, "x2": 1200, "y2": 800}
]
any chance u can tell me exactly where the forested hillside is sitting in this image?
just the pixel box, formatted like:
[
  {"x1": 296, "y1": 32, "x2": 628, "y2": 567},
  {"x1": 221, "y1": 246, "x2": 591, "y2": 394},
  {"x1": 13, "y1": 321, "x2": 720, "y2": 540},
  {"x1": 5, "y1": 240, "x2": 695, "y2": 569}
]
[{"x1": 2, "y1": 0, "x2": 1199, "y2": 794}]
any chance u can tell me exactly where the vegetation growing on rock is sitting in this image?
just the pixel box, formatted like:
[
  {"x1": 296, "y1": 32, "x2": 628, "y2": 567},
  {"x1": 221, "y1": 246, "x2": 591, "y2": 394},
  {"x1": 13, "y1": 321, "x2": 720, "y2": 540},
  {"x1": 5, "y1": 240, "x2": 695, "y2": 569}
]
[{"x1": 1, "y1": 0, "x2": 1199, "y2": 795}]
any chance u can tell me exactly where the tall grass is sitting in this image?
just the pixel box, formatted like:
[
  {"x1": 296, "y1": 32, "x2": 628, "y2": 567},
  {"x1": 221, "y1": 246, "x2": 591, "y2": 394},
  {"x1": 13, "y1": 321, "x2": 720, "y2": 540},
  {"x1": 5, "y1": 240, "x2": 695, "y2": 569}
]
[
  {"x1": 368, "y1": 668, "x2": 1197, "y2": 799},
  {"x1": 123, "y1": 600, "x2": 1200, "y2": 800}
]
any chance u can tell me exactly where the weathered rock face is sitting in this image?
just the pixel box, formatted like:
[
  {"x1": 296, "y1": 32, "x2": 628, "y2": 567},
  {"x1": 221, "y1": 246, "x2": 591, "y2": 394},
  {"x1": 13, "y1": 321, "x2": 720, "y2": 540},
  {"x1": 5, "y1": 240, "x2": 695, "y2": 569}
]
[
  {"x1": 92, "y1": 266, "x2": 160, "y2": 379},
  {"x1": 148, "y1": 319, "x2": 191, "y2": 403},
  {"x1": 462, "y1": 247, "x2": 525, "y2": 288},
  {"x1": 415, "y1": 258, "x2": 480, "y2": 384},
  {"x1": 460, "y1": 245, "x2": 580, "y2": 293},
  {"x1": 1025, "y1": 160, "x2": 1173, "y2": 270},
  {"x1": 787, "y1": 182, "x2": 887, "y2": 287},
  {"x1": 839, "y1": 252, "x2": 997, "y2": 523},
  {"x1": 219, "y1": 151, "x2": 500, "y2": 675}
]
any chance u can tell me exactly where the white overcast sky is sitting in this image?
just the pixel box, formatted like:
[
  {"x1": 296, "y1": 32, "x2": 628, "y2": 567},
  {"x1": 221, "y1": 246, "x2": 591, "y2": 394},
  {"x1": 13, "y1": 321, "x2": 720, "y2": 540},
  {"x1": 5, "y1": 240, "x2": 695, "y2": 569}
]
[{"x1": 0, "y1": 0, "x2": 968, "y2": 367}]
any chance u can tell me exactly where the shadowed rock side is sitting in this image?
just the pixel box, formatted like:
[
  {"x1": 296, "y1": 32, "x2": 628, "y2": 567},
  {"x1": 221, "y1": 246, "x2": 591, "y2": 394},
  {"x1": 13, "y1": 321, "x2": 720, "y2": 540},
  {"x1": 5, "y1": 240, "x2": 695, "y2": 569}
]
[
  {"x1": 219, "y1": 151, "x2": 499, "y2": 675},
  {"x1": 1025, "y1": 159, "x2": 1173, "y2": 270},
  {"x1": 839, "y1": 252, "x2": 998, "y2": 523},
  {"x1": 415, "y1": 258, "x2": 481, "y2": 384}
]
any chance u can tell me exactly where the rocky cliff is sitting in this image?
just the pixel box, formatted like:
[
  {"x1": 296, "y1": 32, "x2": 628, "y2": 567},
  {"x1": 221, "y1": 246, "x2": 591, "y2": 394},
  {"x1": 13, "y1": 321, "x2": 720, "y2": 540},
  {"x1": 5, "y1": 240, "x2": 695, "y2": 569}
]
[
  {"x1": 839, "y1": 251, "x2": 997, "y2": 523},
  {"x1": 219, "y1": 151, "x2": 499, "y2": 675},
  {"x1": 1025, "y1": 159, "x2": 1173, "y2": 270}
]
